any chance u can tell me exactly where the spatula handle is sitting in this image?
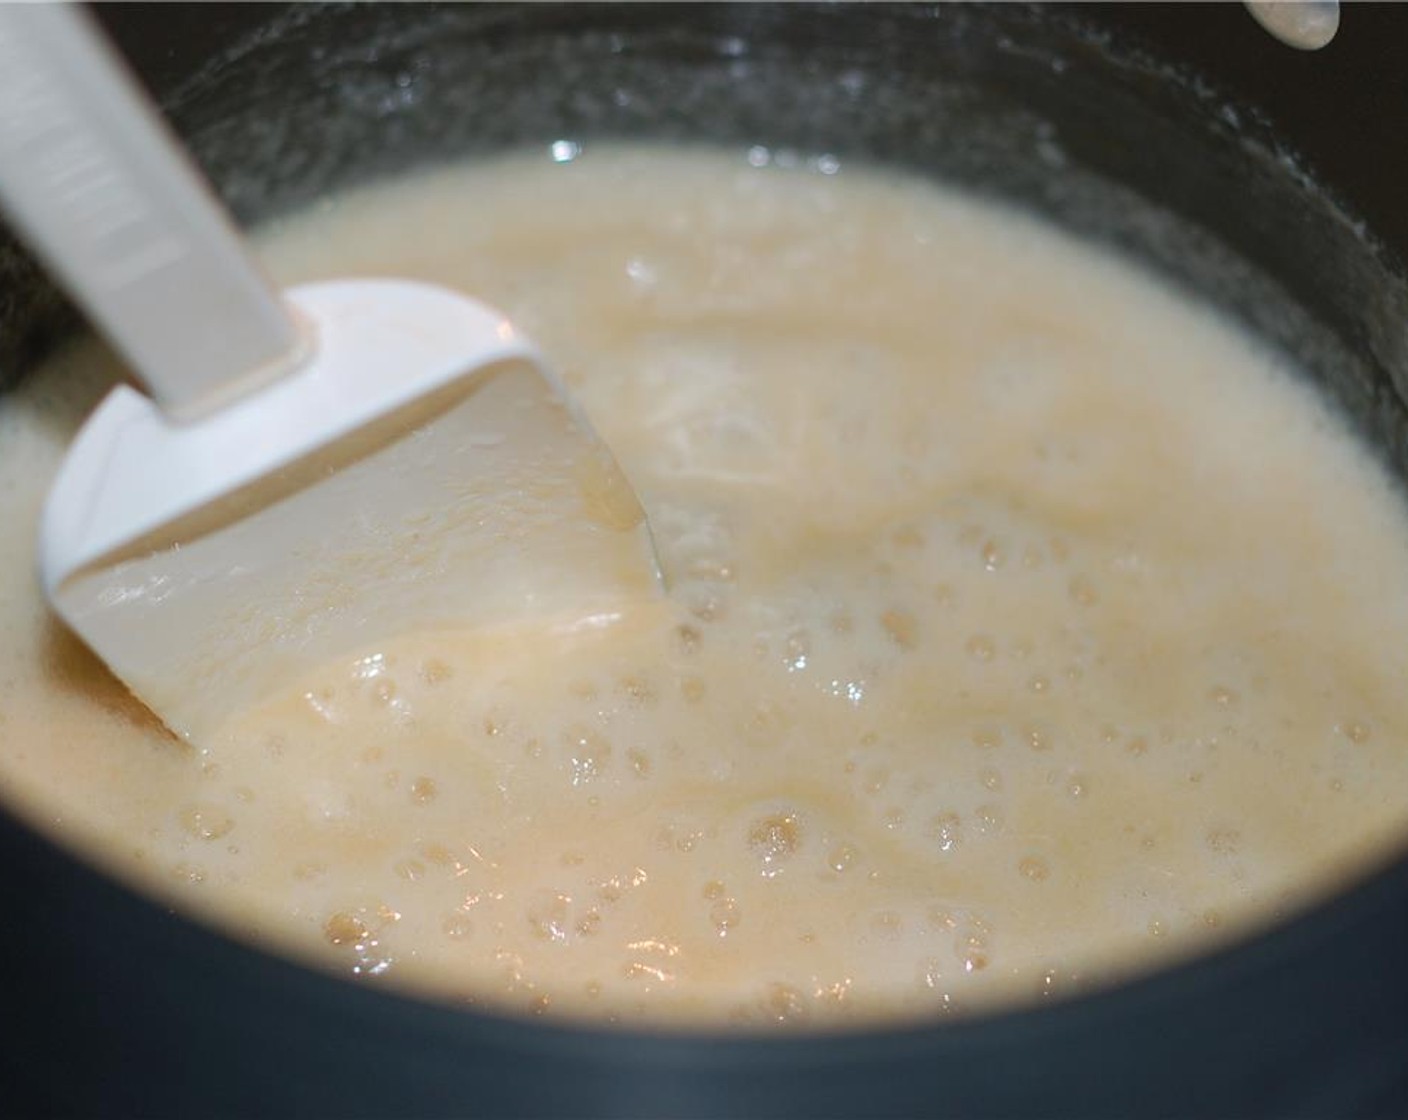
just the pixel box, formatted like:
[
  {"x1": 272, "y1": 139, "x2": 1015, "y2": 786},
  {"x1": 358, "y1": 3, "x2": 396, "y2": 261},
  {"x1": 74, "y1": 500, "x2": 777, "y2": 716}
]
[{"x1": 0, "y1": 3, "x2": 305, "y2": 421}]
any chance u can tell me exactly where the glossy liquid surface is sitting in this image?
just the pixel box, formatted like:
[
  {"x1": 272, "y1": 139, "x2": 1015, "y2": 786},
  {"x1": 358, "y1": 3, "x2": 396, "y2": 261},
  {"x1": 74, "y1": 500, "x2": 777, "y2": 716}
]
[{"x1": 4, "y1": 148, "x2": 1408, "y2": 1026}]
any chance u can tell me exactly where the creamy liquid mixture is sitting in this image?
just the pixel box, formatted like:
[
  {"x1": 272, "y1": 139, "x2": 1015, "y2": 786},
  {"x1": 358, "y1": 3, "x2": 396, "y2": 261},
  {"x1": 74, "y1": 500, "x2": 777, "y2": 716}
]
[{"x1": 4, "y1": 147, "x2": 1408, "y2": 1027}]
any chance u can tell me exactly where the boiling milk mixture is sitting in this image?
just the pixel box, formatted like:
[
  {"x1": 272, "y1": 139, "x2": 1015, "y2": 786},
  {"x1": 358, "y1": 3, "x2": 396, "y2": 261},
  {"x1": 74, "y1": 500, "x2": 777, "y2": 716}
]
[{"x1": 4, "y1": 147, "x2": 1408, "y2": 1026}]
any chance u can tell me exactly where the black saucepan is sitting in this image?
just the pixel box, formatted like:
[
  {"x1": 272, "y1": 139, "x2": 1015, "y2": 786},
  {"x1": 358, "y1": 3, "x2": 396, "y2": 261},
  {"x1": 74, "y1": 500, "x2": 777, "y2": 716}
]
[{"x1": 1, "y1": 4, "x2": 1407, "y2": 1116}]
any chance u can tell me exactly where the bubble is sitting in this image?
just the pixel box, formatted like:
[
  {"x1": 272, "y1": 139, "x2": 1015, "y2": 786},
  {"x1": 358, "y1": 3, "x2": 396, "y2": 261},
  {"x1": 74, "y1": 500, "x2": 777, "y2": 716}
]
[
  {"x1": 1340, "y1": 720, "x2": 1372, "y2": 744},
  {"x1": 528, "y1": 891, "x2": 572, "y2": 943},
  {"x1": 748, "y1": 812, "x2": 802, "y2": 875},
  {"x1": 421, "y1": 842, "x2": 456, "y2": 866},
  {"x1": 927, "y1": 906, "x2": 958, "y2": 932},
  {"x1": 1018, "y1": 856, "x2": 1050, "y2": 882},
  {"x1": 303, "y1": 687, "x2": 339, "y2": 723},
  {"x1": 419, "y1": 659, "x2": 452, "y2": 685},
  {"x1": 965, "y1": 634, "x2": 995, "y2": 662},
  {"x1": 1148, "y1": 918, "x2": 1166, "y2": 938},
  {"x1": 1068, "y1": 575, "x2": 1099, "y2": 606},
  {"x1": 410, "y1": 777, "x2": 437, "y2": 805},
  {"x1": 169, "y1": 862, "x2": 206, "y2": 884},
  {"x1": 324, "y1": 912, "x2": 369, "y2": 947},
  {"x1": 980, "y1": 539, "x2": 1006, "y2": 571},
  {"x1": 179, "y1": 804, "x2": 234, "y2": 841},
  {"x1": 828, "y1": 842, "x2": 858, "y2": 872},
  {"x1": 569, "y1": 680, "x2": 598, "y2": 702},
  {"x1": 918, "y1": 957, "x2": 945, "y2": 990},
  {"x1": 1028, "y1": 675, "x2": 1052, "y2": 695},
  {"x1": 892, "y1": 524, "x2": 924, "y2": 549},
  {"x1": 764, "y1": 982, "x2": 809, "y2": 1023},
  {"x1": 956, "y1": 916, "x2": 992, "y2": 973},
  {"x1": 690, "y1": 594, "x2": 727, "y2": 623},
  {"x1": 975, "y1": 804, "x2": 1004, "y2": 833},
  {"x1": 1037, "y1": 966, "x2": 1079, "y2": 1000},
  {"x1": 1025, "y1": 725, "x2": 1052, "y2": 752},
  {"x1": 978, "y1": 766, "x2": 1003, "y2": 792},
  {"x1": 1066, "y1": 774, "x2": 1089, "y2": 800},
  {"x1": 575, "y1": 910, "x2": 603, "y2": 937},
  {"x1": 1125, "y1": 735, "x2": 1149, "y2": 757},
  {"x1": 619, "y1": 674, "x2": 656, "y2": 705},
  {"x1": 627, "y1": 749, "x2": 652, "y2": 778},
  {"x1": 880, "y1": 609, "x2": 919, "y2": 651},
  {"x1": 710, "y1": 897, "x2": 741, "y2": 935},
  {"x1": 598, "y1": 877, "x2": 625, "y2": 904},
  {"x1": 1209, "y1": 685, "x2": 1239, "y2": 708},
  {"x1": 675, "y1": 624, "x2": 702, "y2": 655},
  {"x1": 442, "y1": 913, "x2": 473, "y2": 940},
  {"x1": 703, "y1": 879, "x2": 726, "y2": 900},
  {"x1": 783, "y1": 630, "x2": 811, "y2": 671},
  {"x1": 928, "y1": 811, "x2": 963, "y2": 852},
  {"x1": 564, "y1": 725, "x2": 613, "y2": 786},
  {"x1": 971, "y1": 726, "x2": 1002, "y2": 750},
  {"x1": 394, "y1": 859, "x2": 425, "y2": 882}
]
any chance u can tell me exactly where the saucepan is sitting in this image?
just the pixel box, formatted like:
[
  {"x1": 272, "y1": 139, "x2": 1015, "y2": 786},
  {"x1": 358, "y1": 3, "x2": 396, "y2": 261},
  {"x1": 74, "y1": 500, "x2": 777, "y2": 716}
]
[{"x1": 1, "y1": 3, "x2": 1406, "y2": 1115}]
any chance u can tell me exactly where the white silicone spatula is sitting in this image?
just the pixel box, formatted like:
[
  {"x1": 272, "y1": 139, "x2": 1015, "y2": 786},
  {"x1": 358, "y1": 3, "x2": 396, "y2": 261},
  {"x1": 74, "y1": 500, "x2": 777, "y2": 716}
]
[{"x1": 0, "y1": 4, "x2": 660, "y2": 741}]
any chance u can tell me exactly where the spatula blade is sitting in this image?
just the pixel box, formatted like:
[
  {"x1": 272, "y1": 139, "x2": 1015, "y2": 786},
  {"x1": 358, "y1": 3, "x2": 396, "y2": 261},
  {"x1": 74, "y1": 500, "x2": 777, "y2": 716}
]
[{"x1": 42, "y1": 280, "x2": 661, "y2": 741}]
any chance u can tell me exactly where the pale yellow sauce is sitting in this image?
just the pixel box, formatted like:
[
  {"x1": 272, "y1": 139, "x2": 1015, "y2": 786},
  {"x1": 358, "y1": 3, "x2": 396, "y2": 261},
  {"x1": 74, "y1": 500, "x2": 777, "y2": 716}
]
[{"x1": 4, "y1": 147, "x2": 1408, "y2": 1027}]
